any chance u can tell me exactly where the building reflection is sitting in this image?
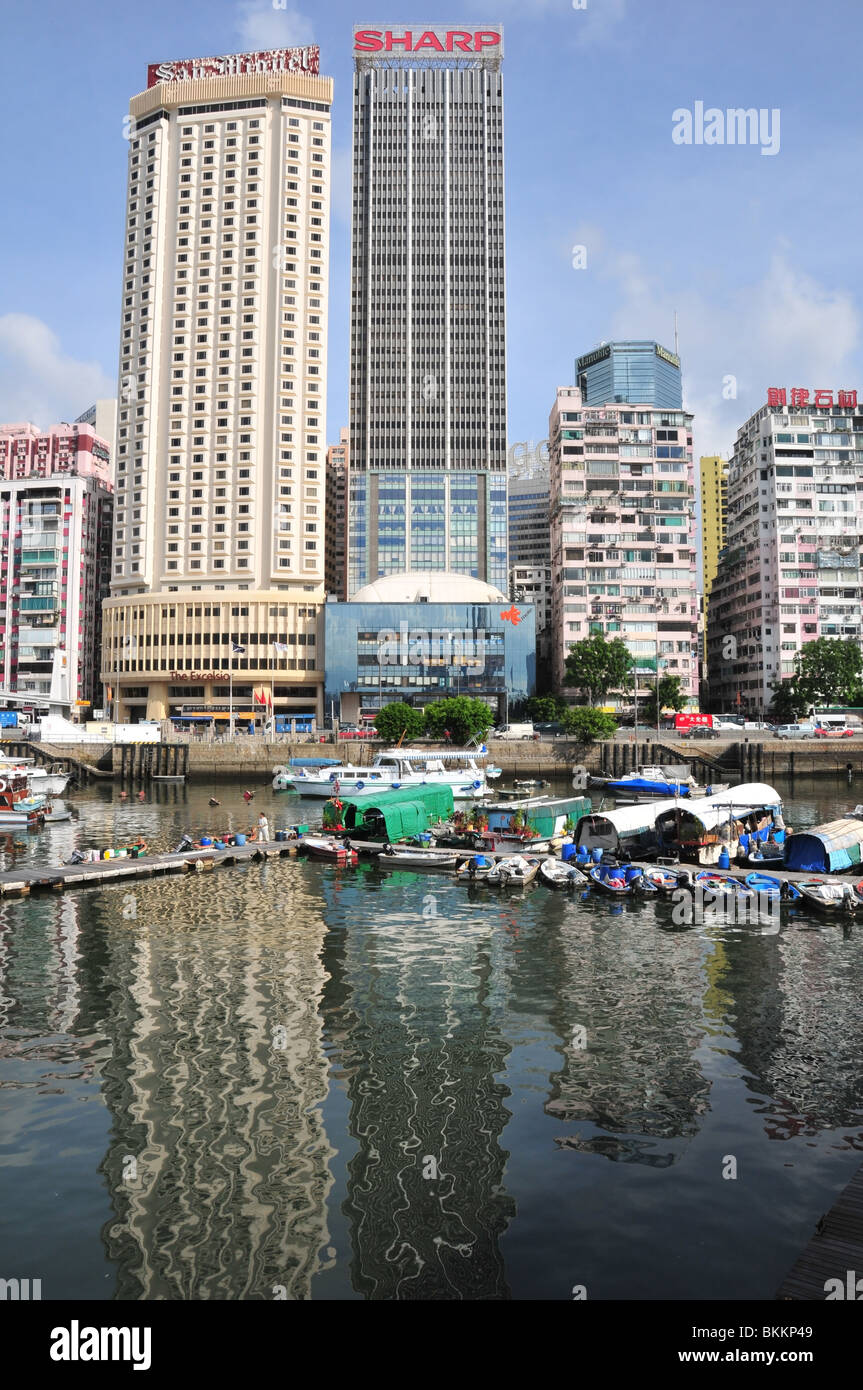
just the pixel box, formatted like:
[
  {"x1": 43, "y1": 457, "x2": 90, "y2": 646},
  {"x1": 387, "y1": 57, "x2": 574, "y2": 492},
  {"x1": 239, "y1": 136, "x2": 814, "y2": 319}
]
[{"x1": 319, "y1": 868, "x2": 515, "y2": 1299}]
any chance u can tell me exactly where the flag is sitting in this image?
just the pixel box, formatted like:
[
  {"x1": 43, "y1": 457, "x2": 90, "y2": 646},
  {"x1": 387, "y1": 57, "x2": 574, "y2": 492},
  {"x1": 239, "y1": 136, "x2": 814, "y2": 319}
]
[
  {"x1": 272, "y1": 641, "x2": 289, "y2": 654},
  {"x1": 232, "y1": 643, "x2": 246, "y2": 654},
  {"x1": 267, "y1": 690, "x2": 273, "y2": 712}
]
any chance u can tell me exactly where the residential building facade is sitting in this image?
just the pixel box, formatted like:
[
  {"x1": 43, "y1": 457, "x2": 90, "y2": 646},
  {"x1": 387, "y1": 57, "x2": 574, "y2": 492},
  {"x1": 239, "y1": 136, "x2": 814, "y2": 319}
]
[
  {"x1": 325, "y1": 426, "x2": 349, "y2": 600},
  {"x1": 103, "y1": 47, "x2": 332, "y2": 724},
  {"x1": 348, "y1": 25, "x2": 507, "y2": 594},
  {"x1": 0, "y1": 422, "x2": 114, "y2": 707},
  {"x1": 706, "y1": 387, "x2": 863, "y2": 712},
  {"x1": 549, "y1": 383, "x2": 698, "y2": 702}
]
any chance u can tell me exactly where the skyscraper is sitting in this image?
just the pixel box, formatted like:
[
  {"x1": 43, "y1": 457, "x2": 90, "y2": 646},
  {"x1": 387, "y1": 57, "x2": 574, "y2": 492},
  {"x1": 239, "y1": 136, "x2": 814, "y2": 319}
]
[
  {"x1": 103, "y1": 47, "x2": 332, "y2": 725},
  {"x1": 348, "y1": 24, "x2": 507, "y2": 595},
  {"x1": 576, "y1": 341, "x2": 683, "y2": 410}
]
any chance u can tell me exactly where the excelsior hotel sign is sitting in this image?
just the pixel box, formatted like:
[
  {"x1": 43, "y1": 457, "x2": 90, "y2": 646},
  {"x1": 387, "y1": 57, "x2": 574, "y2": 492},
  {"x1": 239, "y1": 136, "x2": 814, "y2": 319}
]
[
  {"x1": 148, "y1": 47, "x2": 320, "y2": 87},
  {"x1": 353, "y1": 26, "x2": 503, "y2": 53}
]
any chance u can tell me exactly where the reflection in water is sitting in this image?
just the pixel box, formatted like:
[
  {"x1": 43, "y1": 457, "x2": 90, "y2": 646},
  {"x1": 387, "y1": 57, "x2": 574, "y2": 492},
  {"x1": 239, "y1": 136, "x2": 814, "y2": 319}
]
[
  {"x1": 320, "y1": 868, "x2": 515, "y2": 1299},
  {"x1": 1, "y1": 776, "x2": 863, "y2": 1298}
]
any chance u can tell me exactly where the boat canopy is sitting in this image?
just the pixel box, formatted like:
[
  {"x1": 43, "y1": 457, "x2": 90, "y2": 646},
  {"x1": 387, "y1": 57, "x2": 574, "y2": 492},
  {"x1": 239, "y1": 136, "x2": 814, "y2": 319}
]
[
  {"x1": 654, "y1": 784, "x2": 782, "y2": 844},
  {"x1": 288, "y1": 758, "x2": 342, "y2": 768},
  {"x1": 574, "y1": 798, "x2": 681, "y2": 856},
  {"x1": 784, "y1": 818, "x2": 863, "y2": 873},
  {"x1": 485, "y1": 795, "x2": 590, "y2": 838},
  {"x1": 331, "y1": 784, "x2": 455, "y2": 841},
  {"x1": 376, "y1": 747, "x2": 486, "y2": 761}
]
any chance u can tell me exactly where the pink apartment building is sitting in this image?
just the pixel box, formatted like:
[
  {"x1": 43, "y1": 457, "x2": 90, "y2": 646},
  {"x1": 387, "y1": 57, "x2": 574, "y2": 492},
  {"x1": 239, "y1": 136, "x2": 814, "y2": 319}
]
[
  {"x1": 549, "y1": 385, "x2": 698, "y2": 703},
  {"x1": 0, "y1": 423, "x2": 114, "y2": 709},
  {"x1": 706, "y1": 388, "x2": 862, "y2": 713}
]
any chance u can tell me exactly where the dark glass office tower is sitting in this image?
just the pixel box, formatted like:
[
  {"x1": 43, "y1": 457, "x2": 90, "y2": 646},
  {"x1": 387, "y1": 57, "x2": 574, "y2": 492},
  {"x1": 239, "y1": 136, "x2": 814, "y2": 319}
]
[
  {"x1": 576, "y1": 341, "x2": 683, "y2": 409},
  {"x1": 348, "y1": 24, "x2": 507, "y2": 595}
]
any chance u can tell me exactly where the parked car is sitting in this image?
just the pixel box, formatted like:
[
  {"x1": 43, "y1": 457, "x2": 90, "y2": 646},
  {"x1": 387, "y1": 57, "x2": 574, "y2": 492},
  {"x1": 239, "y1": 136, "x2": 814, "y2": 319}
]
[
  {"x1": 491, "y1": 723, "x2": 536, "y2": 740},
  {"x1": 741, "y1": 721, "x2": 775, "y2": 732},
  {"x1": 685, "y1": 726, "x2": 721, "y2": 740},
  {"x1": 339, "y1": 724, "x2": 378, "y2": 740},
  {"x1": 814, "y1": 725, "x2": 855, "y2": 738},
  {"x1": 534, "y1": 722, "x2": 564, "y2": 736},
  {"x1": 774, "y1": 723, "x2": 816, "y2": 740}
]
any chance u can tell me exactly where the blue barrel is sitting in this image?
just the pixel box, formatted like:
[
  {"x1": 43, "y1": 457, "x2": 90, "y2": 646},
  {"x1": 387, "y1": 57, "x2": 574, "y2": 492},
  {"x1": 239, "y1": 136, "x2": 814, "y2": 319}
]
[
  {"x1": 561, "y1": 842, "x2": 577, "y2": 863},
  {"x1": 235, "y1": 833, "x2": 246, "y2": 847},
  {"x1": 718, "y1": 846, "x2": 730, "y2": 870},
  {"x1": 591, "y1": 847, "x2": 603, "y2": 864},
  {"x1": 275, "y1": 829, "x2": 286, "y2": 842},
  {"x1": 200, "y1": 836, "x2": 213, "y2": 847}
]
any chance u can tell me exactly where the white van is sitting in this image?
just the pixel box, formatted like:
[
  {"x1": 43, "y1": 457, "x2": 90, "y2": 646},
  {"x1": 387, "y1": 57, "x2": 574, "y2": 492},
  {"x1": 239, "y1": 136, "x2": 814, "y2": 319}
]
[
  {"x1": 774, "y1": 723, "x2": 816, "y2": 740},
  {"x1": 491, "y1": 723, "x2": 536, "y2": 740}
]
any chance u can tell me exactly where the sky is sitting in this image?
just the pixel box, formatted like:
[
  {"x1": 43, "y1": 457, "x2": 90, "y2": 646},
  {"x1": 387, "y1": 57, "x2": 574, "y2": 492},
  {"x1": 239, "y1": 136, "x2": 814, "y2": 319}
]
[{"x1": 1, "y1": 0, "x2": 861, "y2": 463}]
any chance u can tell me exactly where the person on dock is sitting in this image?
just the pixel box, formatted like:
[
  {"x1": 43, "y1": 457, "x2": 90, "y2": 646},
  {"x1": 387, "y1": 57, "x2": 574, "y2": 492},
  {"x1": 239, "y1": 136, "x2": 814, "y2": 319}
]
[{"x1": 257, "y1": 812, "x2": 270, "y2": 843}]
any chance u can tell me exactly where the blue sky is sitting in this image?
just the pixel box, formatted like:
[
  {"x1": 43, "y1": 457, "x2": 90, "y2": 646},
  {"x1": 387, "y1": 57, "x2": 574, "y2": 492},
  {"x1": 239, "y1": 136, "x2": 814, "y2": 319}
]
[{"x1": 1, "y1": 0, "x2": 861, "y2": 459}]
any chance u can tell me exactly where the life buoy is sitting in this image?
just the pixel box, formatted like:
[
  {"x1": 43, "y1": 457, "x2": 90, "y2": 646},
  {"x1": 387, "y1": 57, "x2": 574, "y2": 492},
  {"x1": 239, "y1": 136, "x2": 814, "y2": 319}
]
[
  {"x1": 392, "y1": 782, "x2": 401, "y2": 790},
  {"x1": 328, "y1": 771, "x2": 338, "y2": 782},
  {"x1": 473, "y1": 780, "x2": 482, "y2": 790},
  {"x1": 356, "y1": 781, "x2": 365, "y2": 790},
  {"x1": 0, "y1": 778, "x2": 6, "y2": 792}
]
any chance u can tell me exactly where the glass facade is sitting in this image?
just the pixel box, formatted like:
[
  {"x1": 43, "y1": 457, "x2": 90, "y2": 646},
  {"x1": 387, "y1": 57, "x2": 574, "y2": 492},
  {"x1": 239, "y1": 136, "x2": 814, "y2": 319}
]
[
  {"x1": 324, "y1": 601, "x2": 536, "y2": 718},
  {"x1": 577, "y1": 342, "x2": 683, "y2": 409}
]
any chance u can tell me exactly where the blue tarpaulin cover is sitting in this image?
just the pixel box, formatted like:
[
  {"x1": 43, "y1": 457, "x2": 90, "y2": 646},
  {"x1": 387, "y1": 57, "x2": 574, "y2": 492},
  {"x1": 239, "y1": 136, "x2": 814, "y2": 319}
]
[{"x1": 784, "y1": 819, "x2": 863, "y2": 873}]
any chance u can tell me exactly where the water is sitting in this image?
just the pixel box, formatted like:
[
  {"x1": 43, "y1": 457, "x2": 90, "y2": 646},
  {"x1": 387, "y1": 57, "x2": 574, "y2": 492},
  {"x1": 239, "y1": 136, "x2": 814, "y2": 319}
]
[{"x1": 1, "y1": 775, "x2": 862, "y2": 1300}]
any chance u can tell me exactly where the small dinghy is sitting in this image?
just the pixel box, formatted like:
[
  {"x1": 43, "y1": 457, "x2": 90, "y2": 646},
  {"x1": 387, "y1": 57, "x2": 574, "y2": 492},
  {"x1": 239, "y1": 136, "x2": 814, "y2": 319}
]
[
  {"x1": 487, "y1": 854, "x2": 540, "y2": 888},
  {"x1": 744, "y1": 844, "x2": 784, "y2": 866},
  {"x1": 301, "y1": 836, "x2": 358, "y2": 865},
  {"x1": 539, "y1": 857, "x2": 585, "y2": 889},
  {"x1": 744, "y1": 871, "x2": 801, "y2": 902},
  {"x1": 376, "y1": 845, "x2": 458, "y2": 871},
  {"x1": 795, "y1": 878, "x2": 860, "y2": 913},
  {"x1": 456, "y1": 853, "x2": 497, "y2": 883},
  {"x1": 644, "y1": 865, "x2": 694, "y2": 894},
  {"x1": 513, "y1": 778, "x2": 549, "y2": 790},
  {"x1": 588, "y1": 862, "x2": 657, "y2": 896},
  {"x1": 694, "y1": 870, "x2": 757, "y2": 904}
]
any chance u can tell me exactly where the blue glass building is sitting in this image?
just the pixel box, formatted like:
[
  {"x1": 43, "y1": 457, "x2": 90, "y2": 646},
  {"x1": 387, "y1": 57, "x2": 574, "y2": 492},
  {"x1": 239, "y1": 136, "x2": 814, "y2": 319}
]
[
  {"x1": 576, "y1": 341, "x2": 682, "y2": 408},
  {"x1": 323, "y1": 573, "x2": 535, "y2": 723}
]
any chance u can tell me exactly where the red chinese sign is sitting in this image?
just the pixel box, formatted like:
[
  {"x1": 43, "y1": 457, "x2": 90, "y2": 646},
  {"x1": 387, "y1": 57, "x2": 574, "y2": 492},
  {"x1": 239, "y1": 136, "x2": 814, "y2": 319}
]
[
  {"x1": 767, "y1": 388, "x2": 858, "y2": 408},
  {"x1": 148, "y1": 48, "x2": 320, "y2": 87},
  {"x1": 675, "y1": 712, "x2": 711, "y2": 730}
]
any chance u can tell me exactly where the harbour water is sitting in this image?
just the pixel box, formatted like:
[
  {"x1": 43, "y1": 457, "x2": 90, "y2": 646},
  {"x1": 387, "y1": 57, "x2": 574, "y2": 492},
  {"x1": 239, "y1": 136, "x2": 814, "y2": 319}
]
[{"x1": 1, "y1": 775, "x2": 862, "y2": 1300}]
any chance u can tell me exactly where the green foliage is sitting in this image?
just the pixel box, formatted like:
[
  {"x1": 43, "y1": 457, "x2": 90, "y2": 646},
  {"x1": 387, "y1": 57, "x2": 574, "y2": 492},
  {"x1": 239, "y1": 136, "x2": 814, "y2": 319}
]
[
  {"x1": 768, "y1": 679, "x2": 807, "y2": 722},
  {"x1": 792, "y1": 638, "x2": 863, "y2": 708},
  {"x1": 525, "y1": 694, "x2": 566, "y2": 723},
  {"x1": 563, "y1": 635, "x2": 633, "y2": 704},
  {"x1": 641, "y1": 674, "x2": 685, "y2": 724},
  {"x1": 374, "y1": 702, "x2": 425, "y2": 744},
  {"x1": 561, "y1": 707, "x2": 618, "y2": 743},
  {"x1": 423, "y1": 696, "x2": 495, "y2": 746}
]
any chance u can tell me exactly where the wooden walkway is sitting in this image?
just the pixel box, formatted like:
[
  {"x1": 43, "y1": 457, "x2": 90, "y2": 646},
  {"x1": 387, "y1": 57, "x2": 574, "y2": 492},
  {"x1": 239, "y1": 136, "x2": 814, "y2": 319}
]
[
  {"x1": 778, "y1": 1162, "x2": 863, "y2": 1299},
  {"x1": 0, "y1": 840, "x2": 299, "y2": 898}
]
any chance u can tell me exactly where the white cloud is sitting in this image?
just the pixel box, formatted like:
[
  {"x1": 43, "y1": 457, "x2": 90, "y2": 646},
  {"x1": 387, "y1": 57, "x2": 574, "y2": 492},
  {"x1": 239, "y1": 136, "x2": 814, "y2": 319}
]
[
  {"x1": 235, "y1": 0, "x2": 314, "y2": 50},
  {"x1": 582, "y1": 237, "x2": 860, "y2": 457},
  {"x1": 473, "y1": 0, "x2": 627, "y2": 46},
  {"x1": 0, "y1": 314, "x2": 114, "y2": 429}
]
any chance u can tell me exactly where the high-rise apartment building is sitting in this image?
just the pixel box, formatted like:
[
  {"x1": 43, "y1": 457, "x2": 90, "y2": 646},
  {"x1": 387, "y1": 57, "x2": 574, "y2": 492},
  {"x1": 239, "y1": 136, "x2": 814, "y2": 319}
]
[
  {"x1": 325, "y1": 427, "x2": 349, "y2": 600},
  {"x1": 0, "y1": 422, "x2": 114, "y2": 706},
  {"x1": 507, "y1": 457, "x2": 550, "y2": 568},
  {"x1": 577, "y1": 341, "x2": 683, "y2": 410},
  {"x1": 549, "y1": 383, "x2": 698, "y2": 701},
  {"x1": 102, "y1": 47, "x2": 332, "y2": 724},
  {"x1": 348, "y1": 25, "x2": 507, "y2": 595},
  {"x1": 707, "y1": 385, "x2": 862, "y2": 713},
  {"x1": 699, "y1": 455, "x2": 728, "y2": 596}
]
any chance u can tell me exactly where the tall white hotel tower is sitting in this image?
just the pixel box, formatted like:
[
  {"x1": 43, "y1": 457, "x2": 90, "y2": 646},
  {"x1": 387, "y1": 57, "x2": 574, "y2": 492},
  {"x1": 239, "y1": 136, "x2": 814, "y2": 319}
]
[
  {"x1": 348, "y1": 24, "x2": 508, "y2": 595},
  {"x1": 103, "y1": 48, "x2": 332, "y2": 726}
]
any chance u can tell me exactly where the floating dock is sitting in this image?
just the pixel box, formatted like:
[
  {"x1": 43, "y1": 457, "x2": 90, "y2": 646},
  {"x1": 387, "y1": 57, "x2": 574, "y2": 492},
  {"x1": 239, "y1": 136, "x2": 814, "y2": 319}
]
[
  {"x1": 0, "y1": 841, "x2": 299, "y2": 898},
  {"x1": 777, "y1": 1162, "x2": 863, "y2": 1299}
]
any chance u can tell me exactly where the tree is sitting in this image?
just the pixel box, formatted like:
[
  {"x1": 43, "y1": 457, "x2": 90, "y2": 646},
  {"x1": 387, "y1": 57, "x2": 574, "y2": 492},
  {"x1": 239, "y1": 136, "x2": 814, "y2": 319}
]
[
  {"x1": 791, "y1": 638, "x2": 863, "y2": 710},
  {"x1": 423, "y1": 697, "x2": 495, "y2": 746},
  {"x1": 561, "y1": 707, "x2": 617, "y2": 743},
  {"x1": 525, "y1": 694, "x2": 566, "y2": 723},
  {"x1": 374, "y1": 701, "x2": 425, "y2": 744},
  {"x1": 562, "y1": 635, "x2": 633, "y2": 705},
  {"x1": 768, "y1": 678, "x2": 806, "y2": 723},
  {"x1": 641, "y1": 675, "x2": 685, "y2": 725}
]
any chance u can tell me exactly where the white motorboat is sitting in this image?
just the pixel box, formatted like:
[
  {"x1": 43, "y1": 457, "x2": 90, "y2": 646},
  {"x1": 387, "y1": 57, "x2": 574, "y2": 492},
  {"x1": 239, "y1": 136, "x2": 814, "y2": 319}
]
[
  {"x1": 274, "y1": 746, "x2": 501, "y2": 799},
  {"x1": 0, "y1": 757, "x2": 70, "y2": 797}
]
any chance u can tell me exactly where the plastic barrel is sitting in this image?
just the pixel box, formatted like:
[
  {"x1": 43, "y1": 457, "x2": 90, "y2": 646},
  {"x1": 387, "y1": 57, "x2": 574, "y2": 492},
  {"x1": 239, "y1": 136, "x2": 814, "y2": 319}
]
[{"x1": 235, "y1": 833, "x2": 246, "y2": 847}]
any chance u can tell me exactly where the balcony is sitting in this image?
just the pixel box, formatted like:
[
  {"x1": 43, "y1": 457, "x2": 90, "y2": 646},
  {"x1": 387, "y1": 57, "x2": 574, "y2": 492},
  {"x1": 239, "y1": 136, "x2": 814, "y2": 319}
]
[
  {"x1": 20, "y1": 597, "x2": 58, "y2": 612},
  {"x1": 20, "y1": 549, "x2": 59, "y2": 566}
]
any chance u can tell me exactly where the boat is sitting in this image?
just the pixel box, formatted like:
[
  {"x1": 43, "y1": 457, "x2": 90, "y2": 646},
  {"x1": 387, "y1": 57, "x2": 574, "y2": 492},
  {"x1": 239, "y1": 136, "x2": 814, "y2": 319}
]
[
  {"x1": 794, "y1": 878, "x2": 860, "y2": 913},
  {"x1": 0, "y1": 758, "x2": 71, "y2": 797},
  {"x1": 300, "y1": 837, "x2": 358, "y2": 865},
  {"x1": 573, "y1": 799, "x2": 682, "y2": 864},
  {"x1": 272, "y1": 757, "x2": 343, "y2": 790},
  {"x1": 0, "y1": 773, "x2": 47, "y2": 828},
  {"x1": 744, "y1": 871, "x2": 801, "y2": 902},
  {"x1": 456, "y1": 853, "x2": 497, "y2": 882},
  {"x1": 375, "y1": 845, "x2": 459, "y2": 871},
  {"x1": 513, "y1": 778, "x2": 549, "y2": 790},
  {"x1": 539, "y1": 858, "x2": 586, "y2": 889},
  {"x1": 273, "y1": 746, "x2": 500, "y2": 799},
  {"x1": 591, "y1": 764, "x2": 729, "y2": 802},
  {"x1": 479, "y1": 794, "x2": 590, "y2": 854},
  {"x1": 693, "y1": 870, "x2": 757, "y2": 904},
  {"x1": 44, "y1": 799, "x2": 72, "y2": 824},
  {"x1": 323, "y1": 785, "x2": 455, "y2": 844},
  {"x1": 486, "y1": 854, "x2": 540, "y2": 888},
  {"x1": 783, "y1": 819, "x2": 863, "y2": 874},
  {"x1": 743, "y1": 842, "x2": 784, "y2": 865},
  {"x1": 653, "y1": 784, "x2": 785, "y2": 866},
  {"x1": 587, "y1": 862, "x2": 657, "y2": 896},
  {"x1": 643, "y1": 864, "x2": 695, "y2": 894}
]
